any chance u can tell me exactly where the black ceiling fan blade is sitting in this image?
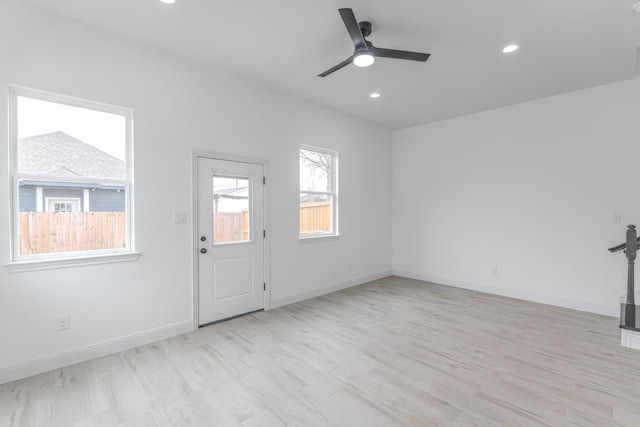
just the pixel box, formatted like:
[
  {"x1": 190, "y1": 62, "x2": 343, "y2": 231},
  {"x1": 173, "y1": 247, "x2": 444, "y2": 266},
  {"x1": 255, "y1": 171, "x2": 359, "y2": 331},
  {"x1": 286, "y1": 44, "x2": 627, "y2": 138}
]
[
  {"x1": 372, "y1": 47, "x2": 430, "y2": 62},
  {"x1": 318, "y1": 56, "x2": 354, "y2": 77},
  {"x1": 338, "y1": 8, "x2": 367, "y2": 50}
]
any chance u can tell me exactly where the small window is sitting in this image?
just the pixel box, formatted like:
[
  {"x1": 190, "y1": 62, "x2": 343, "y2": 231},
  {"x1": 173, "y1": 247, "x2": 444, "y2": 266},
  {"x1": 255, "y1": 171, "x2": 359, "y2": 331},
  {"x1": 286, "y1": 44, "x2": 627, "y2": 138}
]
[
  {"x1": 299, "y1": 146, "x2": 338, "y2": 238},
  {"x1": 9, "y1": 86, "x2": 133, "y2": 261},
  {"x1": 46, "y1": 198, "x2": 80, "y2": 213}
]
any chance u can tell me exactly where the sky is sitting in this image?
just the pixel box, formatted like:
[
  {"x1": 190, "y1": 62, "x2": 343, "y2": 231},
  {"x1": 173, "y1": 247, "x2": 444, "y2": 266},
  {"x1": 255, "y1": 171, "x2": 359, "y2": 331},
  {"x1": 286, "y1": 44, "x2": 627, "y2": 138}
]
[
  {"x1": 18, "y1": 96, "x2": 126, "y2": 161},
  {"x1": 299, "y1": 149, "x2": 330, "y2": 192}
]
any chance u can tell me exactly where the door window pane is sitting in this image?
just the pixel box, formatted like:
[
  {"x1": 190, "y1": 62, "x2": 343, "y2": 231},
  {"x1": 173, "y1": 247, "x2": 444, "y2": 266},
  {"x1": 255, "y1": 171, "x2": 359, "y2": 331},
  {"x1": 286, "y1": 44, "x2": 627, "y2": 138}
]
[{"x1": 212, "y1": 175, "x2": 250, "y2": 244}]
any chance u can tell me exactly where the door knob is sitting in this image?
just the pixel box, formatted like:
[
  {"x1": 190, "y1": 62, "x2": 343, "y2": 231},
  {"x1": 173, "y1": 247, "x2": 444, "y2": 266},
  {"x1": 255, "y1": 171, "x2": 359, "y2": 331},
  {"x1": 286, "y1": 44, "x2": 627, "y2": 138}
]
[
  {"x1": 200, "y1": 248, "x2": 207, "y2": 254},
  {"x1": 200, "y1": 236, "x2": 206, "y2": 241}
]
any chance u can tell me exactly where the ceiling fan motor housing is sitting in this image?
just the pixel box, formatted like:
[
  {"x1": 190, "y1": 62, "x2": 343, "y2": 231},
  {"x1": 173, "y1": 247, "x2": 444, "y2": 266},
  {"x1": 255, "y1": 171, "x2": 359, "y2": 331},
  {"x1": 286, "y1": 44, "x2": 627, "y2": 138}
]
[{"x1": 359, "y1": 21, "x2": 372, "y2": 37}]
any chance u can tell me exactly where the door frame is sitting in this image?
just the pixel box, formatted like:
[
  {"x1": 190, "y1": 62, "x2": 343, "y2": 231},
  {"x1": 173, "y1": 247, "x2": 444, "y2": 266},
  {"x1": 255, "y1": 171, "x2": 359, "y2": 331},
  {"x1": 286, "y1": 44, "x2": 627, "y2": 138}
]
[{"x1": 192, "y1": 150, "x2": 270, "y2": 331}]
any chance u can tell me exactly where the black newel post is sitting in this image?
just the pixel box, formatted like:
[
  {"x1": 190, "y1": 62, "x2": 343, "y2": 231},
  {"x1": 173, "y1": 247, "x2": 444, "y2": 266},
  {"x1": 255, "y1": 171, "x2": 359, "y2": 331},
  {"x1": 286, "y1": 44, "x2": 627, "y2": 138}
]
[
  {"x1": 623, "y1": 225, "x2": 637, "y2": 327},
  {"x1": 626, "y1": 225, "x2": 637, "y2": 306}
]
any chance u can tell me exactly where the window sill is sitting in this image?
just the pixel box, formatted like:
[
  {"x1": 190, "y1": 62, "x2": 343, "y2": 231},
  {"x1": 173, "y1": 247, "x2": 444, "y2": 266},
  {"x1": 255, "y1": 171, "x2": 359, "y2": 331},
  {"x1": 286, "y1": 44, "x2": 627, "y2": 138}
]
[
  {"x1": 299, "y1": 234, "x2": 340, "y2": 243},
  {"x1": 5, "y1": 252, "x2": 141, "y2": 273}
]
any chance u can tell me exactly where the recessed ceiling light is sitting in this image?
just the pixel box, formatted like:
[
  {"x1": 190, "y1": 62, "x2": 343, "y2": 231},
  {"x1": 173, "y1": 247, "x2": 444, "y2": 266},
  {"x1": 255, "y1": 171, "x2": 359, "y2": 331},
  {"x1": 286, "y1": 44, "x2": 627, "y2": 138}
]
[
  {"x1": 160, "y1": 0, "x2": 176, "y2": 4},
  {"x1": 370, "y1": 92, "x2": 381, "y2": 99},
  {"x1": 502, "y1": 44, "x2": 518, "y2": 53}
]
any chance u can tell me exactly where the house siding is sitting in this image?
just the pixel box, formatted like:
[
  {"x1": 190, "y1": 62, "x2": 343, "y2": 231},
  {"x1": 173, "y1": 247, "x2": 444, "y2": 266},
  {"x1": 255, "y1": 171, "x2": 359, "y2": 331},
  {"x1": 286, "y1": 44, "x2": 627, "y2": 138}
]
[
  {"x1": 18, "y1": 185, "x2": 125, "y2": 212},
  {"x1": 89, "y1": 189, "x2": 125, "y2": 212},
  {"x1": 18, "y1": 186, "x2": 36, "y2": 212}
]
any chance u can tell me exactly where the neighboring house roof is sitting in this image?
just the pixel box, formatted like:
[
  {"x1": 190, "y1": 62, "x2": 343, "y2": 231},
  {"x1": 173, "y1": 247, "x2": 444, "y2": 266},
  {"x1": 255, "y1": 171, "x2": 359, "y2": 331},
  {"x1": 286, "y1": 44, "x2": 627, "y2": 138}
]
[
  {"x1": 214, "y1": 187, "x2": 248, "y2": 199},
  {"x1": 19, "y1": 131, "x2": 124, "y2": 180}
]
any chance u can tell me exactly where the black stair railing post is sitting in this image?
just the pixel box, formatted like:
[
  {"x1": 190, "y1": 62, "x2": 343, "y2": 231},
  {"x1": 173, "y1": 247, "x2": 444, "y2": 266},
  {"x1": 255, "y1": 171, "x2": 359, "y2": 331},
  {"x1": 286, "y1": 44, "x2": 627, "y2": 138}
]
[
  {"x1": 607, "y1": 226, "x2": 640, "y2": 329},
  {"x1": 626, "y1": 225, "x2": 636, "y2": 306},
  {"x1": 623, "y1": 225, "x2": 637, "y2": 327}
]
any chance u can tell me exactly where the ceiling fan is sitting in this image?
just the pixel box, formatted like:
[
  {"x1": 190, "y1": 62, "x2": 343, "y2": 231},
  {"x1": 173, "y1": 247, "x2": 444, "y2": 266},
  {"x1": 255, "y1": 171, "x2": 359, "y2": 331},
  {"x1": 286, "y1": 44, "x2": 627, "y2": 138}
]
[{"x1": 318, "y1": 8, "x2": 430, "y2": 77}]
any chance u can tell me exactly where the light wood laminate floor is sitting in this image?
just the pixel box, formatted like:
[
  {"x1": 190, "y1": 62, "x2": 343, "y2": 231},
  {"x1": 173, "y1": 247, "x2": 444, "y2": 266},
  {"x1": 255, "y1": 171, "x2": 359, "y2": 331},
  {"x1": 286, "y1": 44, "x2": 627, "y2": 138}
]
[{"x1": 2, "y1": 276, "x2": 640, "y2": 426}]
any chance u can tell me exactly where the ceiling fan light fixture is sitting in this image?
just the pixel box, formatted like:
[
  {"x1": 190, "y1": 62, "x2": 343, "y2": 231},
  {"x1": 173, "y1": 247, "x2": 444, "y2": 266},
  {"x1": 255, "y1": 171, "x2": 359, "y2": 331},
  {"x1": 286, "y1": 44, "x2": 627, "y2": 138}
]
[
  {"x1": 502, "y1": 44, "x2": 518, "y2": 53},
  {"x1": 353, "y1": 53, "x2": 375, "y2": 67},
  {"x1": 317, "y1": 8, "x2": 429, "y2": 77}
]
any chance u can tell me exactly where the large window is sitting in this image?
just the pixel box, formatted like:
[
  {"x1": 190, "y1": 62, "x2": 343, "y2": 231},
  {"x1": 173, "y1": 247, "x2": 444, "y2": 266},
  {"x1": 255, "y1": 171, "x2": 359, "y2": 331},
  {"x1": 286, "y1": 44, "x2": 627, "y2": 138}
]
[
  {"x1": 9, "y1": 86, "x2": 133, "y2": 262},
  {"x1": 299, "y1": 146, "x2": 338, "y2": 238}
]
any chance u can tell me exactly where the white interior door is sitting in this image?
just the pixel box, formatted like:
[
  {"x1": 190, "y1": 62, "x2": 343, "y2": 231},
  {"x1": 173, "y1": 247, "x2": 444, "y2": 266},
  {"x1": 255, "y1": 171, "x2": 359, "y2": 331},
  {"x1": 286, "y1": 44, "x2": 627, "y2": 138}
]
[{"x1": 197, "y1": 157, "x2": 265, "y2": 326}]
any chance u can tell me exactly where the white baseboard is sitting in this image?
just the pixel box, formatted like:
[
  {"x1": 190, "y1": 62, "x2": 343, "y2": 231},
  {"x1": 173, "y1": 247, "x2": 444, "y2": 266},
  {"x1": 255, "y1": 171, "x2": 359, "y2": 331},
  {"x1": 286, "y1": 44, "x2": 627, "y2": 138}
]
[
  {"x1": 0, "y1": 320, "x2": 193, "y2": 385},
  {"x1": 393, "y1": 269, "x2": 618, "y2": 318},
  {"x1": 270, "y1": 270, "x2": 393, "y2": 309}
]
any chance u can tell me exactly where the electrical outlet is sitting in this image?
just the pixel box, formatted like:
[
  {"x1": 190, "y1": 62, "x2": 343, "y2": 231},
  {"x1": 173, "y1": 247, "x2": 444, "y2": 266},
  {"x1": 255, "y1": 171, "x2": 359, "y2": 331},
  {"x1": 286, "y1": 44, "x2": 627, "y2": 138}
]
[
  {"x1": 492, "y1": 267, "x2": 498, "y2": 276},
  {"x1": 57, "y1": 314, "x2": 70, "y2": 331}
]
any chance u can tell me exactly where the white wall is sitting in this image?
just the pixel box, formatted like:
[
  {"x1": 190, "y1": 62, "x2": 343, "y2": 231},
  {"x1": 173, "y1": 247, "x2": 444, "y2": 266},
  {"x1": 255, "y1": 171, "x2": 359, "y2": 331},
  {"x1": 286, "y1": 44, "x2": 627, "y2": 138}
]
[
  {"x1": 0, "y1": 0, "x2": 392, "y2": 383},
  {"x1": 393, "y1": 77, "x2": 640, "y2": 316}
]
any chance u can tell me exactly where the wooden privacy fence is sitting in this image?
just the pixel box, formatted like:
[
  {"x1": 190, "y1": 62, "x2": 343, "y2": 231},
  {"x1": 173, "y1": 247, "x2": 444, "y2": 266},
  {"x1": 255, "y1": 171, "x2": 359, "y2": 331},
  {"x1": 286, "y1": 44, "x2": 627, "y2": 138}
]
[
  {"x1": 213, "y1": 211, "x2": 250, "y2": 243},
  {"x1": 20, "y1": 203, "x2": 331, "y2": 254},
  {"x1": 213, "y1": 202, "x2": 330, "y2": 242},
  {"x1": 300, "y1": 201, "x2": 331, "y2": 234},
  {"x1": 19, "y1": 212, "x2": 126, "y2": 255}
]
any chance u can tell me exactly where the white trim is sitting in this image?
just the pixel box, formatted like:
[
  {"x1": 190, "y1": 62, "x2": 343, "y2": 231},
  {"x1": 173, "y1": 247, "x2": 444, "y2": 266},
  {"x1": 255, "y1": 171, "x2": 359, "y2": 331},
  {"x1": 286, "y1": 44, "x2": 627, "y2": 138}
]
[
  {"x1": 191, "y1": 152, "x2": 199, "y2": 331},
  {"x1": 0, "y1": 320, "x2": 192, "y2": 385},
  {"x1": 621, "y1": 329, "x2": 640, "y2": 350},
  {"x1": 35, "y1": 187, "x2": 43, "y2": 212},
  {"x1": 9, "y1": 84, "x2": 132, "y2": 116},
  {"x1": 392, "y1": 269, "x2": 618, "y2": 317},
  {"x1": 192, "y1": 150, "x2": 271, "y2": 330},
  {"x1": 262, "y1": 160, "x2": 271, "y2": 312},
  {"x1": 299, "y1": 234, "x2": 340, "y2": 243},
  {"x1": 83, "y1": 189, "x2": 90, "y2": 212},
  {"x1": 8, "y1": 88, "x2": 18, "y2": 263},
  {"x1": 5, "y1": 252, "x2": 141, "y2": 273},
  {"x1": 270, "y1": 271, "x2": 392, "y2": 308}
]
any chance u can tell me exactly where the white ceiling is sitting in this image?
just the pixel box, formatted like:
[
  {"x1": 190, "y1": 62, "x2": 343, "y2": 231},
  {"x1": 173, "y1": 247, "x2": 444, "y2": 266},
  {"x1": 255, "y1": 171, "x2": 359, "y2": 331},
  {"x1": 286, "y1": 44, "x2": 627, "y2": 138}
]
[{"x1": 24, "y1": 0, "x2": 640, "y2": 130}]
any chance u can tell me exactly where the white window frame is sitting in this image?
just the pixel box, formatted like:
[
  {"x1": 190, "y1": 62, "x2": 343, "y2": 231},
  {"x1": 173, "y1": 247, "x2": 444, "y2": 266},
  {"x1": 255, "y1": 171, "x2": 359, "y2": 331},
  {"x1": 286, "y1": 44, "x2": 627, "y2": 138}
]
[
  {"x1": 6, "y1": 86, "x2": 139, "y2": 271},
  {"x1": 299, "y1": 145, "x2": 339, "y2": 239}
]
